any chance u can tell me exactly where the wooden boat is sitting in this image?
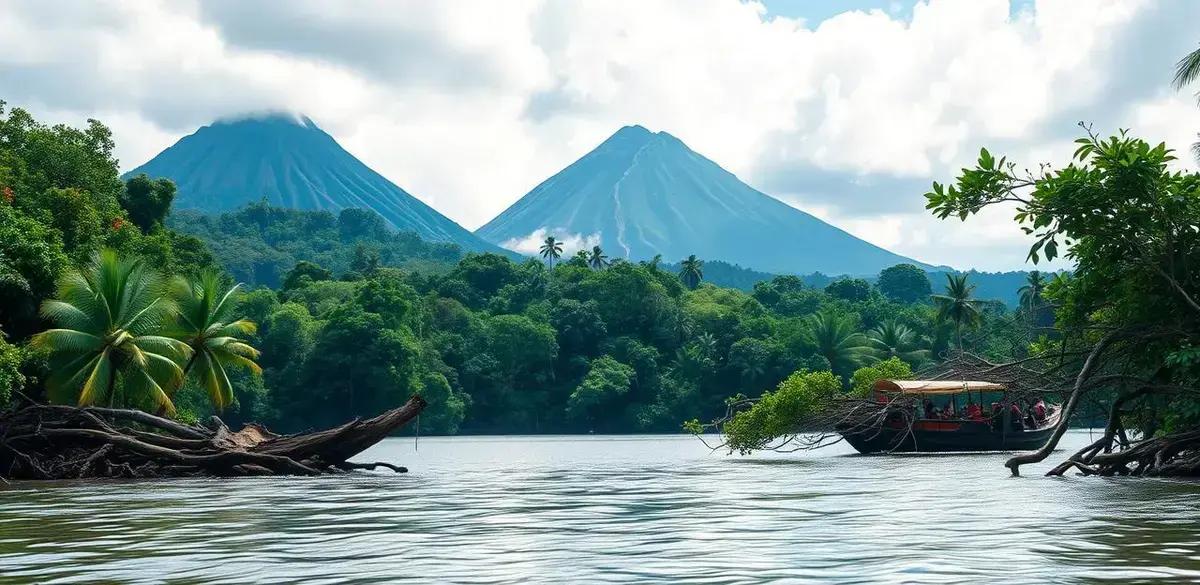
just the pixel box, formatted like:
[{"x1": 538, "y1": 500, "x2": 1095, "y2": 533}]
[{"x1": 836, "y1": 380, "x2": 1060, "y2": 454}]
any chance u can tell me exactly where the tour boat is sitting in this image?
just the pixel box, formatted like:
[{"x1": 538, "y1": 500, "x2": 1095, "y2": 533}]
[{"x1": 836, "y1": 379, "x2": 1060, "y2": 454}]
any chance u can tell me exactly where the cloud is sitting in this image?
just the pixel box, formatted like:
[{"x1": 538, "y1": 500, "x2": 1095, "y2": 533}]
[
  {"x1": 2, "y1": 0, "x2": 1198, "y2": 271},
  {"x1": 500, "y1": 228, "x2": 600, "y2": 257}
]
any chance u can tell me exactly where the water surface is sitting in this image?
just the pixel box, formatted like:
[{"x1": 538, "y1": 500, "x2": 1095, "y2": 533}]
[{"x1": 2, "y1": 431, "x2": 1198, "y2": 584}]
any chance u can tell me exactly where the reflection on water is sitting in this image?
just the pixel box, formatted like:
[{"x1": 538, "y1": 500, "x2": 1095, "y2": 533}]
[{"x1": 1, "y1": 431, "x2": 1198, "y2": 584}]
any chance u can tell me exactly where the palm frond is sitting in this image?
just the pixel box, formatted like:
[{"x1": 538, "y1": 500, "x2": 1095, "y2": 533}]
[
  {"x1": 211, "y1": 319, "x2": 257, "y2": 337},
  {"x1": 195, "y1": 352, "x2": 234, "y2": 410},
  {"x1": 1173, "y1": 46, "x2": 1200, "y2": 92},
  {"x1": 77, "y1": 350, "x2": 113, "y2": 406},
  {"x1": 30, "y1": 329, "x2": 103, "y2": 354}
]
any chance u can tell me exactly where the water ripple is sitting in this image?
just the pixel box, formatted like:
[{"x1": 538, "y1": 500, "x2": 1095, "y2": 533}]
[{"x1": 1, "y1": 432, "x2": 1199, "y2": 584}]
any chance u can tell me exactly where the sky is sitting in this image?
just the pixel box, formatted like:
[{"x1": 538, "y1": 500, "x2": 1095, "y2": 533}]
[{"x1": 2, "y1": 0, "x2": 1198, "y2": 272}]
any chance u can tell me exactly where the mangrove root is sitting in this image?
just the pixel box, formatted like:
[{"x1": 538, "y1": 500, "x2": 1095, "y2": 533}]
[{"x1": 1045, "y1": 428, "x2": 1200, "y2": 478}]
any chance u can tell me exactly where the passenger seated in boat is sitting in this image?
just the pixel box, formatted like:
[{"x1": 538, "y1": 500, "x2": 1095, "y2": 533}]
[
  {"x1": 1009, "y1": 403, "x2": 1024, "y2": 431},
  {"x1": 964, "y1": 401, "x2": 983, "y2": 421},
  {"x1": 1033, "y1": 399, "x2": 1047, "y2": 423},
  {"x1": 942, "y1": 402, "x2": 957, "y2": 418},
  {"x1": 923, "y1": 399, "x2": 936, "y2": 419}
]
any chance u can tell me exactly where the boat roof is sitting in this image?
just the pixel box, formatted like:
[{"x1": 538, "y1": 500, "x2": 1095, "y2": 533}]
[{"x1": 873, "y1": 379, "x2": 1007, "y2": 395}]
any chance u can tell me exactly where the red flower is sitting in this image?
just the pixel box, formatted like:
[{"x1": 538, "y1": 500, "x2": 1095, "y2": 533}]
[
  {"x1": 111, "y1": 217, "x2": 125, "y2": 230},
  {"x1": 1, "y1": 186, "x2": 12, "y2": 204}
]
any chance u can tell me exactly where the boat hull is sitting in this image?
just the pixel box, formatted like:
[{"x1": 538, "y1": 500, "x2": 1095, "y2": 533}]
[{"x1": 837, "y1": 419, "x2": 1056, "y2": 454}]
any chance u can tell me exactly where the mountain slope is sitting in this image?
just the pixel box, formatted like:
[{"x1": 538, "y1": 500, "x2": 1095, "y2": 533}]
[
  {"x1": 477, "y1": 125, "x2": 934, "y2": 275},
  {"x1": 124, "y1": 114, "x2": 504, "y2": 254}
]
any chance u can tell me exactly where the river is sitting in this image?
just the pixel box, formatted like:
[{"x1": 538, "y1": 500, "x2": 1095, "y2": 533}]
[{"x1": 1, "y1": 431, "x2": 1198, "y2": 584}]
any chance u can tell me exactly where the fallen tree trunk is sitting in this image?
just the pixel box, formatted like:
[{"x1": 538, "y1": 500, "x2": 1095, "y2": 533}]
[{"x1": 0, "y1": 396, "x2": 427, "y2": 480}]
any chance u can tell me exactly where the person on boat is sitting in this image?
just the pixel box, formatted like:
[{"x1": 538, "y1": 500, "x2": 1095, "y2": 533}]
[
  {"x1": 964, "y1": 401, "x2": 983, "y2": 421},
  {"x1": 990, "y1": 402, "x2": 1003, "y2": 431},
  {"x1": 1032, "y1": 399, "x2": 1047, "y2": 423},
  {"x1": 923, "y1": 399, "x2": 937, "y2": 419},
  {"x1": 942, "y1": 402, "x2": 957, "y2": 419},
  {"x1": 1009, "y1": 402, "x2": 1024, "y2": 432}
]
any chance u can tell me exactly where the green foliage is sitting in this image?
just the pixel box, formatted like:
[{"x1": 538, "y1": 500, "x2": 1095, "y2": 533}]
[
  {"x1": 1017, "y1": 270, "x2": 1046, "y2": 311},
  {"x1": 932, "y1": 273, "x2": 983, "y2": 350},
  {"x1": 722, "y1": 370, "x2": 842, "y2": 454},
  {"x1": 0, "y1": 204, "x2": 69, "y2": 337},
  {"x1": 282, "y1": 260, "x2": 333, "y2": 291},
  {"x1": 31, "y1": 249, "x2": 192, "y2": 413},
  {"x1": 415, "y1": 371, "x2": 467, "y2": 434},
  {"x1": 0, "y1": 330, "x2": 23, "y2": 405},
  {"x1": 802, "y1": 311, "x2": 873, "y2": 376},
  {"x1": 866, "y1": 319, "x2": 930, "y2": 366},
  {"x1": 121, "y1": 174, "x2": 176, "y2": 232},
  {"x1": 539, "y1": 236, "x2": 563, "y2": 267},
  {"x1": 849, "y1": 357, "x2": 913, "y2": 397},
  {"x1": 169, "y1": 203, "x2": 463, "y2": 288},
  {"x1": 928, "y1": 128, "x2": 1200, "y2": 435},
  {"x1": 280, "y1": 303, "x2": 421, "y2": 430},
  {"x1": 825, "y1": 277, "x2": 871, "y2": 302},
  {"x1": 877, "y1": 264, "x2": 932, "y2": 304},
  {"x1": 166, "y1": 269, "x2": 261, "y2": 411},
  {"x1": 587, "y1": 245, "x2": 610, "y2": 270},
  {"x1": 567, "y1": 356, "x2": 635, "y2": 425},
  {"x1": 678, "y1": 255, "x2": 704, "y2": 290}
]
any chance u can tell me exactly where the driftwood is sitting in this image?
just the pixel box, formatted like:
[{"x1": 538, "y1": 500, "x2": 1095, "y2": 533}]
[{"x1": 0, "y1": 396, "x2": 426, "y2": 480}]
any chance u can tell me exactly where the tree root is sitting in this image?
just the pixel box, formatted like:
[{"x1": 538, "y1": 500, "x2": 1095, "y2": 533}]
[
  {"x1": 1045, "y1": 428, "x2": 1200, "y2": 478},
  {"x1": 0, "y1": 396, "x2": 426, "y2": 480}
]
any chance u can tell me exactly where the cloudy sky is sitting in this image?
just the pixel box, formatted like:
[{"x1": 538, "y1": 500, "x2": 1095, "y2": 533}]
[{"x1": 3, "y1": 0, "x2": 1198, "y2": 271}]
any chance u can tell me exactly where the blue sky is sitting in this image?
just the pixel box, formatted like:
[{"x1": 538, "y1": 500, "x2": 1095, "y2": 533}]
[{"x1": 2, "y1": 0, "x2": 1197, "y2": 271}]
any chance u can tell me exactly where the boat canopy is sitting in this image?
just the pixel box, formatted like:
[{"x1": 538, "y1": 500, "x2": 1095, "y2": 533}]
[{"x1": 873, "y1": 379, "x2": 1007, "y2": 395}]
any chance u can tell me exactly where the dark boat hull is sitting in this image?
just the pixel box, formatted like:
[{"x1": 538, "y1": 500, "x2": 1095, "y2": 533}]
[{"x1": 837, "y1": 419, "x2": 1057, "y2": 454}]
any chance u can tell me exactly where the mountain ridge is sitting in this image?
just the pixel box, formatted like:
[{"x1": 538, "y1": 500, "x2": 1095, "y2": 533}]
[
  {"x1": 123, "y1": 113, "x2": 506, "y2": 255},
  {"x1": 477, "y1": 125, "x2": 936, "y2": 276}
]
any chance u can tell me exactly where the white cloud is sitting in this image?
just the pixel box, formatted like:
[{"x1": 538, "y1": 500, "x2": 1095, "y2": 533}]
[
  {"x1": 500, "y1": 228, "x2": 601, "y2": 257},
  {"x1": 2, "y1": 0, "x2": 1197, "y2": 271}
]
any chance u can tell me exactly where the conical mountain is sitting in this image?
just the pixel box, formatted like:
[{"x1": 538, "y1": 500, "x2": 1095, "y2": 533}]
[
  {"x1": 124, "y1": 113, "x2": 502, "y2": 254},
  {"x1": 477, "y1": 125, "x2": 933, "y2": 275}
]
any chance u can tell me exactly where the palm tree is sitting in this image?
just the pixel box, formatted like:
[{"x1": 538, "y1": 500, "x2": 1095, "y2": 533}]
[
  {"x1": 539, "y1": 236, "x2": 563, "y2": 268},
  {"x1": 1018, "y1": 270, "x2": 1047, "y2": 312},
  {"x1": 646, "y1": 254, "x2": 663, "y2": 273},
  {"x1": 678, "y1": 255, "x2": 704, "y2": 290},
  {"x1": 922, "y1": 315, "x2": 955, "y2": 360},
  {"x1": 31, "y1": 250, "x2": 191, "y2": 413},
  {"x1": 867, "y1": 319, "x2": 931, "y2": 365},
  {"x1": 1174, "y1": 43, "x2": 1200, "y2": 161},
  {"x1": 931, "y1": 274, "x2": 983, "y2": 352},
  {"x1": 167, "y1": 269, "x2": 262, "y2": 411},
  {"x1": 803, "y1": 311, "x2": 873, "y2": 374},
  {"x1": 587, "y1": 245, "x2": 609, "y2": 270}
]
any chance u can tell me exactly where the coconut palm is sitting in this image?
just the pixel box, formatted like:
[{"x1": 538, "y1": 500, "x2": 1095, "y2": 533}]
[
  {"x1": 678, "y1": 255, "x2": 704, "y2": 290},
  {"x1": 1018, "y1": 270, "x2": 1047, "y2": 312},
  {"x1": 587, "y1": 245, "x2": 609, "y2": 270},
  {"x1": 867, "y1": 319, "x2": 931, "y2": 365},
  {"x1": 31, "y1": 249, "x2": 191, "y2": 413},
  {"x1": 539, "y1": 236, "x2": 563, "y2": 268},
  {"x1": 803, "y1": 311, "x2": 873, "y2": 374},
  {"x1": 922, "y1": 315, "x2": 955, "y2": 360},
  {"x1": 167, "y1": 269, "x2": 262, "y2": 411},
  {"x1": 931, "y1": 274, "x2": 983, "y2": 352},
  {"x1": 1174, "y1": 43, "x2": 1200, "y2": 161}
]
